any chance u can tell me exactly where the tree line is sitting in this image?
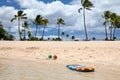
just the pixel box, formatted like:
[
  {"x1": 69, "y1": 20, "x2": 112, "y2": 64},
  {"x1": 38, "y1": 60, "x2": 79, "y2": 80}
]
[
  {"x1": 10, "y1": 11, "x2": 66, "y2": 41},
  {"x1": 0, "y1": 21, "x2": 14, "y2": 40}
]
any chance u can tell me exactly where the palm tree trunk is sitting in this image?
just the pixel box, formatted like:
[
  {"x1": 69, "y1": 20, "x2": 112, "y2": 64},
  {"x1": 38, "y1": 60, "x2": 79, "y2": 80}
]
[
  {"x1": 42, "y1": 25, "x2": 46, "y2": 40},
  {"x1": 58, "y1": 24, "x2": 60, "y2": 38},
  {"x1": 110, "y1": 23, "x2": 113, "y2": 40},
  {"x1": 18, "y1": 18, "x2": 21, "y2": 40},
  {"x1": 104, "y1": 22, "x2": 108, "y2": 40},
  {"x1": 83, "y1": 8, "x2": 88, "y2": 40},
  {"x1": 113, "y1": 27, "x2": 116, "y2": 40},
  {"x1": 24, "y1": 28, "x2": 26, "y2": 40},
  {"x1": 35, "y1": 25, "x2": 38, "y2": 38}
]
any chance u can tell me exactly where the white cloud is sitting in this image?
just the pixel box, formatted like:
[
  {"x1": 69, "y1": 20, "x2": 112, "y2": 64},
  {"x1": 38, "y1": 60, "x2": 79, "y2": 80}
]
[
  {"x1": 1, "y1": 0, "x2": 120, "y2": 40},
  {"x1": 0, "y1": 6, "x2": 18, "y2": 32}
]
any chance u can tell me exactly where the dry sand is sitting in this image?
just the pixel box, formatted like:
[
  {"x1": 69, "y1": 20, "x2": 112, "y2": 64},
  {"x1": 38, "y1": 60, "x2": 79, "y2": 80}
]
[{"x1": 0, "y1": 41, "x2": 120, "y2": 80}]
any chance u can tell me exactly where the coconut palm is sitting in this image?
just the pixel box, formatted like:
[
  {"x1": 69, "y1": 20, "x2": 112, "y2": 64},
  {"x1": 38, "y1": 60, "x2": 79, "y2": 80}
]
[
  {"x1": 62, "y1": 32, "x2": 65, "y2": 36},
  {"x1": 28, "y1": 31, "x2": 31, "y2": 40},
  {"x1": 66, "y1": 34, "x2": 69, "y2": 41},
  {"x1": 112, "y1": 16, "x2": 120, "y2": 40},
  {"x1": 41, "y1": 19, "x2": 49, "y2": 40},
  {"x1": 22, "y1": 21, "x2": 30, "y2": 40},
  {"x1": 92, "y1": 37, "x2": 96, "y2": 40},
  {"x1": 11, "y1": 10, "x2": 27, "y2": 40},
  {"x1": 31, "y1": 15, "x2": 43, "y2": 38},
  {"x1": 78, "y1": 0, "x2": 94, "y2": 41},
  {"x1": 102, "y1": 11, "x2": 111, "y2": 40},
  {"x1": 57, "y1": 18, "x2": 65, "y2": 39},
  {"x1": 71, "y1": 35, "x2": 75, "y2": 41},
  {"x1": 61, "y1": 32, "x2": 65, "y2": 41},
  {"x1": 109, "y1": 12, "x2": 117, "y2": 40}
]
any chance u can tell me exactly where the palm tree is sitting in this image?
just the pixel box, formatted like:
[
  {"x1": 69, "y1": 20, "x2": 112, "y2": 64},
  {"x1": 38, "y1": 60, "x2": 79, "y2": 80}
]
[
  {"x1": 66, "y1": 34, "x2": 69, "y2": 41},
  {"x1": 71, "y1": 35, "x2": 75, "y2": 41},
  {"x1": 102, "y1": 11, "x2": 111, "y2": 40},
  {"x1": 48, "y1": 38, "x2": 50, "y2": 41},
  {"x1": 109, "y1": 12, "x2": 117, "y2": 40},
  {"x1": 61, "y1": 32, "x2": 65, "y2": 41},
  {"x1": 11, "y1": 10, "x2": 27, "y2": 40},
  {"x1": 78, "y1": 0, "x2": 94, "y2": 41},
  {"x1": 41, "y1": 19, "x2": 49, "y2": 40},
  {"x1": 57, "y1": 18, "x2": 65, "y2": 39},
  {"x1": 112, "y1": 16, "x2": 120, "y2": 40},
  {"x1": 22, "y1": 21, "x2": 29, "y2": 40},
  {"x1": 31, "y1": 15, "x2": 43, "y2": 38},
  {"x1": 92, "y1": 37, "x2": 96, "y2": 40},
  {"x1": 62, "y1": 32, "x2": 65, "y2": 35},
  {"x1": 28, "y1": 31, "x2": 31, "y2": 40}
]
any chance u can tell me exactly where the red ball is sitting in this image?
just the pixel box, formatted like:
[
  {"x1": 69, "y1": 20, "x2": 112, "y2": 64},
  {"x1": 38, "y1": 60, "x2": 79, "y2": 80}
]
[{"x1": 53, "y1": 55, "x2": 57, "y2": 60}]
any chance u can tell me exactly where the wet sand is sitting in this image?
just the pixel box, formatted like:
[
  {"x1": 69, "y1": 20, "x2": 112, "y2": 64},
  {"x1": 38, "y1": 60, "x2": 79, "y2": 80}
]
[{"x1": 0, "y1": 41, "x2": 120, "y2": 80}]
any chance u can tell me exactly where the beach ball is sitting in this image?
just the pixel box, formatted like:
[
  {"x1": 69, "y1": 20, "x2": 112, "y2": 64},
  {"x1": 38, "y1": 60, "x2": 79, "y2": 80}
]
[
  {"x1": 53, "y1": 54, "x2": 57, "y2": 60},
  {"x1": 48, "y1": 54, "x2": 52, "y2": 59}
]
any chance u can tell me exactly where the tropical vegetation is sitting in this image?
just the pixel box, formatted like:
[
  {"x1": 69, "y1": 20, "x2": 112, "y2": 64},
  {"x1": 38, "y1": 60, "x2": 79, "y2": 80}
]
[
  {"x1": 56, "y1": 18, "x2": 65, "y2": 41},
  {"x1": 78, "y1": 0, "x2": 94, "y2": 40},
  {"x1": 11, "y1": 10, "x2": 27, "y2": 40},
  {"x1": 0, "y1": 22, "x2": 14, "y2": 40},
  {"x1": 0, "y1": 0, "x2": 120, "y2": 41}
]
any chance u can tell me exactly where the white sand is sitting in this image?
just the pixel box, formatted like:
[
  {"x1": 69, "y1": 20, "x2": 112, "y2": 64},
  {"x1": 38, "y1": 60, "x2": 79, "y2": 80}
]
[{"x1": 0, "y1": 41, "x2": 120, "y2": 80}]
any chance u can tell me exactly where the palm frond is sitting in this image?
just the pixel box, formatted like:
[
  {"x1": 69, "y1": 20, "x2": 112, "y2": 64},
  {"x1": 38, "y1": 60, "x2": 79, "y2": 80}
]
[
  {"x1": 86, "y1": 7, "x2": 91, "y2": 10},
  {"x1": 22, "y1": 21, "x2": 30, "y2": 29},
  {"x1": 78, "y1": 8, "x2": 82, "y2": 13},
  {"x1": 14, "y1": 15, "x2": 18, "y2": 18},
  {"x1": 21, "y1": 17, "x2": 27, "y2": 19},
  {"x1": 22, "y1": 13, "x2": 26, "y2": 16},
  {"x1": 18, "y1": 10, "x2": 23, "y2": 16},
  {"x1": 82, "y1": 0, "x2": 94, "y2": 8},
  {"x1": 11, "y1": 17, "x2": 17, "y2": 22},
  {"x1": 41, "y1": 19, "x2": 49, "y2": 25},
  {"x1": 57, "y1": 18, "x2": 65, "y2": 25}
]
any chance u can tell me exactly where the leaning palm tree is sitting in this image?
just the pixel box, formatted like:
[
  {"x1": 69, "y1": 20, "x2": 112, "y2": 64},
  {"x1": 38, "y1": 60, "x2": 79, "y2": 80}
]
[
  {"x1": 22, "y1": 21, "x2": 30, "y2": 40},
  {"x1": 41, "y1": 19, "x2": 49, "y2": 40},
  {"x1": 102, "y1": 11, "x2": 111, "y2": 40},
  {"x1": 78, "y1": 0, "x2": 94, "y2": 41},
  {"x1": 57, "y1": 18, "x2": 65, "y2": 39},
  {"x1": 31, "y1": 15, "x2": 43, "y2": 38},
  {"x1": 11, "y1": 10, "x2": 27, "y2": 40}
]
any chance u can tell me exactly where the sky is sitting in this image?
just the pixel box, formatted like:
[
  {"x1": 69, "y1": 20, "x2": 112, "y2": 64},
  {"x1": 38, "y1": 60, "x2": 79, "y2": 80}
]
[{"x1": 0, "y1": 0, "x2": 120, "y2": 40}]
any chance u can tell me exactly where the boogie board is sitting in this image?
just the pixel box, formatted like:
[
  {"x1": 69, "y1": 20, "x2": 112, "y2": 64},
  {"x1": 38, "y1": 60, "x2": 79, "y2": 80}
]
[{"x1": 66, "y1": 64, "x2": 94, "y2": 72}]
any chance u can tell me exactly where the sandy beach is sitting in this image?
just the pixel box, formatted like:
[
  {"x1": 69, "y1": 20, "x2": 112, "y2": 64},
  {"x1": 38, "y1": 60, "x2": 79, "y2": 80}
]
[{"x1": 0, "y1": 41, "x2": 120, "y2": 80}]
